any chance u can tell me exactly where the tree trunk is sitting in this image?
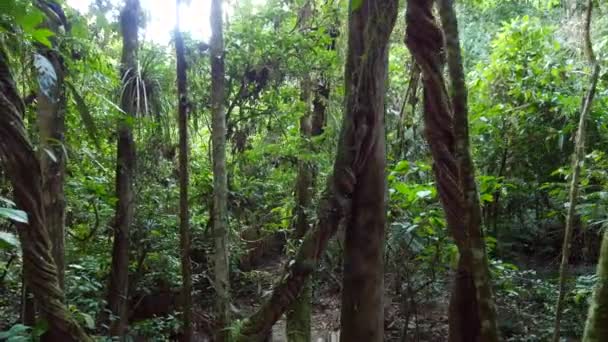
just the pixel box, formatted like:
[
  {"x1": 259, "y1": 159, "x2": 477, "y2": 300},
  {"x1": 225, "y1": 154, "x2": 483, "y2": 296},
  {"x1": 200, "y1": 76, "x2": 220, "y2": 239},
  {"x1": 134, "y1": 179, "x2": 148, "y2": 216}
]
[
  {"x1": 286, "y1": 3, "x2": 316, "y2": 340},
  {"x1": 437, "y1": 0, "x2": 499, "y2": 340},
  {"x1": 583, "y1": 229, "x2": 608, "y2": 341},
  {"x1": 175, "y1": 4, "x2": 193, "y2": 341},
  {"x1": 394, "y1": 62, "x2": 420, "y2": 160},
  {"x1": 406, "y1": 0, "x2": 499, "y2": 341},
  {"x1": 0, "y1": 49, "x2": 92, "y2": 342},
  {"x1": 236, "y1": 2, "x2": 397, "y2": 340},
  {"x1": 338, "y1": 1, "x2": 398, "y2": 342},
  {"x1": 286, "y1": 75, "x2": 313, "y2": 342},
  {"x1": 210, "y1": 0, "x2": 230, "y2": 340},
  {"x1": 102, "y1": 0, "x2": 139, "y2": 336},
  {"x1": 36, "y1": 13, "x2": 67, "y2": 291},
  {"x1": 553, "y1": 0, "x2": 600, "y2": 340}
]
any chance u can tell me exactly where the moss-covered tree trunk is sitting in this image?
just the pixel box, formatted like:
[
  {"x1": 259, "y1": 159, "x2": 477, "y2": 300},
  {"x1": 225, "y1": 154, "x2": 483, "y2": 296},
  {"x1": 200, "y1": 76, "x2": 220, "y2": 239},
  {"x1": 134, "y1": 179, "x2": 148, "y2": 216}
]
[
  {"x1": 583, "y1": 229, "x2": 608, "y2": 341},
  {"x1": 211, "y1": 0, "x2": 230, "y2": 340},
  {"x1": 339, "y1": 1, "x2": 398, "y2": 341},
  {"x1": 0, "y1": 49, "x2": 92, "y2": 342},
  {"x1": 555, "y1": 0, "x2": 600, "y2": 340},
  {"x1": 175, "y1": 3, "x2": 193, "y2": 340},
  {"x1": 101, "y1": 0, "x2": 139, "y2": 336}
]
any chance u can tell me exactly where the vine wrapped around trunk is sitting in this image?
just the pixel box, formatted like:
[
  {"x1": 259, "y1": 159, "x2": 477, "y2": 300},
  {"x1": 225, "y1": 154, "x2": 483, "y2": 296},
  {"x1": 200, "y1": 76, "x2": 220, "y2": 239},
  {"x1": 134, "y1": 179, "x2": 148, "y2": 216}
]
[
  {"x1": 405, "y1": 0, "x2": 498, "y2": 340},
  {"x1": 0, "y1": 50, "x2": 92, "y2": 342},
  {"x1": 237, "y1": 1, "x2": 398, "y2": 340}
]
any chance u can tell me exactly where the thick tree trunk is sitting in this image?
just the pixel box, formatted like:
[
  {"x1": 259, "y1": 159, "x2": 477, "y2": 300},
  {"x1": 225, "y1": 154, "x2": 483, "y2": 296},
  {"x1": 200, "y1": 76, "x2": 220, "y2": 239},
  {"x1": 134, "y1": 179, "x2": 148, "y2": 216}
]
[
  {"x1": 210, "y1": 0, "x2": 230, "y2": 340},
  {"x1": 237, "y1": 2, "x2": 397, "y2": 341},
  {"x1": 175, "y1": 6, "x2": 193, "y2": 341},
  {"x1": 406, "y1": 1, "x2": 498, "y2": 341},
  {"x1": 0, "y1": 49, "x2": 91, "y2": 342},
  {"x1": 102, "y1": 0, "x2": 139, "y2": 336},
  {"x1": 554, "y1": 0, "x2": 599, "y2": 340},
  {"x1": 339, "y1": 1, "x2": 398, "y2": 341}
]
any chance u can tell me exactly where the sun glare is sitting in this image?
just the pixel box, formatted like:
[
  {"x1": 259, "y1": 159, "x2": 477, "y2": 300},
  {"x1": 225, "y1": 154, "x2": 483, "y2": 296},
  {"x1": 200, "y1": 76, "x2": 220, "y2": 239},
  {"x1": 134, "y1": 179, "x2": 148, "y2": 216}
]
[{"x1": 66, "y1": 0, "x2": 213, "y2": 44}]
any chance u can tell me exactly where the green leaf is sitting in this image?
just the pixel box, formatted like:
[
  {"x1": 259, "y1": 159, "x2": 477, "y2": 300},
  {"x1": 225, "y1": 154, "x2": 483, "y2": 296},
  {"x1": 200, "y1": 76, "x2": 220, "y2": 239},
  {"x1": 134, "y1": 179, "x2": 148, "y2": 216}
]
[
  {"x1": 0, "y1": 324, "x2": 30, "y2": 340},
  {"x1": 31, "y1": 28, "x2": 54, "y2": 48},
  {"x1": 0, "y1": 196, "x2": 16, "y2": 207},
  {"x1": 66, "y1": 81, "x2": 100, "y2": 148},
  {"x1": 0, "y1": 231, "x2": 20, "y2": 250},
  {"x1": 31, "y1": 319, "x2": 48, "y2": 338},
  {"x1": 43, "y1": 148, "x2": 57, "y2": 162},
  {"x1": 79, "y1": 312, "x2": 95, "y2": 329},
  {"x1": 480, "y1": 193, "x2": 494, "y2": 203},
  {"x1": 394, "y1": 160, "x2": 409, "y2": 172},
  {"x1": 416, "y1": 190, "x2": 432, "y2": 199},
  {"x1": 0, "y1": 208, "x2": 28, "y2": 224},
  {"x1": 351, "y1": 0, "x2": 363, "y2": 12},
  {"x1": 16, "y1": 8, "x2": 44, "y2": 34}
]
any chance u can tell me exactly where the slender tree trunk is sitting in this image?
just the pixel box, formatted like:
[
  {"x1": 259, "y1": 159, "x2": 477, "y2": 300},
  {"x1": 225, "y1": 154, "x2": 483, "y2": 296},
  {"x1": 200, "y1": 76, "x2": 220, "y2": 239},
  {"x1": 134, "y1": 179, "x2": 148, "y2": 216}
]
[
  {"x1": 583, "y1": 229, "x2": 608, "y2": 341},
  {"x1": 437, "y1": 0, "x2": 499, "y2": 340},
  {"x1": 286, "y1": 75, "x2": 313, "y2": 342},
  {"x1": 286, "y1": 53, "x2": 332, "y2": 342},
  {"x1": 406, "y1": 1, "x2": 499, "y2": 341},
  {"x1": 339, "y1": 1, "x2": 398, "y2": 341},
  {"x1": 0, "y1": 49, "x2": 92, "y2": 342},
  {"x1": 554, "y1": 0, "x2": 600, "y2": 340},
  {"x1": 36, "y1": 11, "x2": 67, "y2": 291},
  {"x1": 210, "y1": 0, "x2": 230, "y2": 339},
  {"x1": 175, "y1": 4, "x2": 193, "y2": 340},
  {"x1": 286, "y1": 3, "x2": 315, "y2": 340},
  {"x1": 395, "y1": 62, "x2": 420, "y2": 160},
  {"x1": 102, "y1": 0, "x2": 139, "y2": 336}
]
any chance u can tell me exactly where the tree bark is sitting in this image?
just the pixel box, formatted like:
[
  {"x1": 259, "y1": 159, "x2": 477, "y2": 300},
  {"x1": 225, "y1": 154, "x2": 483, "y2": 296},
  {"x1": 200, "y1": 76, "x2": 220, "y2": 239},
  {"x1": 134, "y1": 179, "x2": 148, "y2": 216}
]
[
  {"x1": 554, "y1": 0, "x2": 600, "y2": 340},
  {"x1": 210, "y1": 0, "x2": 230, "y2": 340},
  {"x1": 101, "y1": 0, "x2": 139, "y2": 336},
  {"x1": 175, "y1": 4, "x2": 193, "y2": 340},
  {"x1": 583, "y1": 229, "x2": 608, "y2": 341},
  {"x1": 437, "y1": 0, "x2": 499, "y2": 340},
  {"x1": 339, "y1": 1, "x2": 398, "y2": 341},
  {"x1": 236, "y1": 2, "x2": 397, "y2": 340},
  {"x1": 394, "y1": 62, "x2": 420, "y2": 160},
  {"x1": 0, "y1": 49, "x2": 92, "y2": 342},
  {"x1": 406, "y1": 0, "x2": 498, "y2": 341},
  {"x1": 286, "y1": 75, "x2": 313, "y2": 342},
  {"x1": 286, "y1": 3, "x2": 316, "y2": 340},
  {"x1": 36, "y1": 1, "x2": 67, "y2": 291}
]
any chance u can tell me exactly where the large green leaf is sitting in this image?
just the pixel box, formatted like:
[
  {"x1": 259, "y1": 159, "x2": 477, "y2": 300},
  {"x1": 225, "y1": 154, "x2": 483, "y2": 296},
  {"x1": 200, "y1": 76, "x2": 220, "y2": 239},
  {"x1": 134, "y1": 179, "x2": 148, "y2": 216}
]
[
  {"x1": 0, "y1": 208, "x2": 28, "y2": 224},
  {"x1": 0, "y1": 231, "x2": 20, "y2": 250}
]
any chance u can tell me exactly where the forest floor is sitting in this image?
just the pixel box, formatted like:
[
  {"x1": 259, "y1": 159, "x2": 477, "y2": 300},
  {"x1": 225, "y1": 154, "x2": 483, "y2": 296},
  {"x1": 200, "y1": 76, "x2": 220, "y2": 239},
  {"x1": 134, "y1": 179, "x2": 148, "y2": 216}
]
[{"x1": 235, "y1": 255, "x2": 450, "y2": 342}]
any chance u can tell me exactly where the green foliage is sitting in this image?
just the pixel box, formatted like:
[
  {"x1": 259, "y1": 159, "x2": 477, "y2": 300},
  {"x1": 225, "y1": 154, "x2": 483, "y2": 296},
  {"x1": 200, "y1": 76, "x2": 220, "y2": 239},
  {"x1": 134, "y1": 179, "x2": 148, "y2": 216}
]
[
  {"x1": 1, "y1": 0, "x2": 607, "y2": 340},
  {"x1": 0, "y1": 324, "x2": 32, "y2": 342}
]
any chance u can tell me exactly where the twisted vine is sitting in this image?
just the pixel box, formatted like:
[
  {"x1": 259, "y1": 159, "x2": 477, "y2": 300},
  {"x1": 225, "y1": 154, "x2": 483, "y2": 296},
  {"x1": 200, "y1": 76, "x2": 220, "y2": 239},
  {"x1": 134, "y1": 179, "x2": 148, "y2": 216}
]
[{"x1": 0, "y1": 51, "x2": 91, "y2": 341}]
